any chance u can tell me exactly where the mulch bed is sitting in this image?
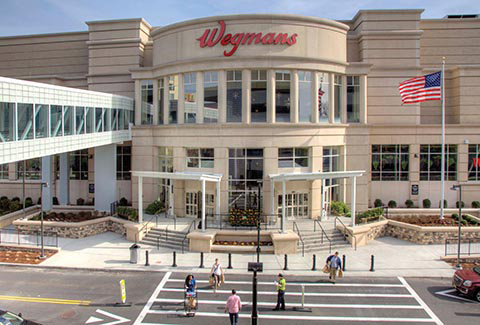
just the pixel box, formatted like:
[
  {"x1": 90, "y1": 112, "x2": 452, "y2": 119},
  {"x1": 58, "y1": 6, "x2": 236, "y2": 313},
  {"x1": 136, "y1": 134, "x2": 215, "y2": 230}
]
[
  {"x1": 0, "y1": 247, "x2": 56, "y2": 264},
  {"x1": 213, "y1": 241, "x2": 273, "y2": 246},
  {"x1": 447, "y1": 260, "x2": 480, "y2": 269},
  {"x1": 35, "y1": 211, "x2": 105, "y2": 223},
  {"x1": 390, "y1": 215, "x2": 478, "y2": 227}
]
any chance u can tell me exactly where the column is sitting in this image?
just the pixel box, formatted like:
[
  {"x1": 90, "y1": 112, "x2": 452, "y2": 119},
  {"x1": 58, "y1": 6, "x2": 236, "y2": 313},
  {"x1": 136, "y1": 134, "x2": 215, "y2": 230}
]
[
  {"x1": 291, "y1": 70, "x2": 299, "y2": 123},
  {"x1": 94, "y1": 144, "x2": 117, "y2": 212},
  {"x1": 134, "y1": 79, "x2": 141, "y2": 126},
  {"x1": 242, "y1": 69, "x2": 251, "y2": 124},
  {"x1": 270, "y1": 179, "x2": 275, "y2": 215},
  {"x1": 321, "y1": 178, "x2": 326, "y2": 220},
  {"x1": 351, "y1": 176, "x2": 356, "y2": 228},
  {"x1": 197, "y1": 72, "x2": 204, "y2": 124},
  {"x1": 152, "y1": 78, "x2": 159, "y2": 125},
  {"x1": 41, "y1": 156, "x2": 52, "y2": 211},
  {"x1": 201, "y1": 179, "x2": 206, "y2": 232},
  {"x1": 138, "y1": 176, "x2": 143, "y2": 223},
  {"x1": 312, "y1": 72, "x2": 319, "y2": 123},
  {"x1": 215, "y1": 181, "x2": 221, "y2": 215},
  {"x1": 267, "y1": 70, "x2": 275, "y2": 123},
  {"x1": 177, "y1": 74, "x2": 185, "y2": 124},
  {"x1": 282, "y1": 179, "x2": 286, "y2": 233},
  {"x1": 218, "y1": 70, "x2": 227, "y2": 123},
  {"x1": 360, "y1": 75, "x2": 367, "y2": 124},
  {"x1": 59, "y1": 153, "x2": 70, "y2": 205},
  {"x1": 328, "y1": 73, "x2": 335, "y2": 124}
]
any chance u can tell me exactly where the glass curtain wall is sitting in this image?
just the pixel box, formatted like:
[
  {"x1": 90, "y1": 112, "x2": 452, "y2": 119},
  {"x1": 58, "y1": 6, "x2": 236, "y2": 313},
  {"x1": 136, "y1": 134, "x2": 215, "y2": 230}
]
[
  {"x1": 50, "y1": 105, "x2": 63, "y2": 137},
  {"x1": 0, "y1": 102, "x2": 15, "y2": 141},
  {"x1": 251, "y1": 70, "x2": 267, "y2": 123},
  {"x1": 334, "y1": 75, "x2": 342, "y2": 123},
  {"x1": 204, "y1": 71, "x2": 218, "y2": 123},
  {"x1": 184, "y1": 73, "x2": 197, "y2": 123},
  {"x1": 17, "y1": 104, "x2": 33, "y2": 140},
  {"x1": 141, "y1": 80, "x2": 153, "y2": 125},
  {"x1": 298, "y1": 71, "x2": 312, "y2": 122},
  {"x1": 347, "y1": 76, "x2": 360, "y2": 123},
  {"x1": 275, "y1": 71, "x2": 291, "y2": 122},
  {"x1": 318, "y1": 73, "x2": 330, "y2": 122},
  {"x1": 158, "y1": 79, "x2": 164, "y2": 125},
  {"x1": 226, "y1": 70, "x2": 242, "y2": 122},
  {"x1": 168, "y1": 75, "x2": 178, "y2": 124}
]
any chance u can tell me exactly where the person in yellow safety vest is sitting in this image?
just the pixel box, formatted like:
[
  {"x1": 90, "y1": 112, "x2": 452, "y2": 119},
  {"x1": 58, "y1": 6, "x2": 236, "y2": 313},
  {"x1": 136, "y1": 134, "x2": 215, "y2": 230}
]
[{"x1": 272, "y1": 273, "x2": 286, "y2": 311}]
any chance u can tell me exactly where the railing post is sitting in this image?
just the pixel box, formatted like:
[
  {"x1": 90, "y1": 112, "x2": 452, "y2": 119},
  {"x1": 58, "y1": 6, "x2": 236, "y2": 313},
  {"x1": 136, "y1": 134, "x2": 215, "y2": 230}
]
[
  {"x1": 157, "y1": 237, "x2": 159, "y2": 250},
  {"x1": 342, "y1": 254, "x2": 346, "y2": 271},
  {"x1": 444, "y1": 239, "x2": 447, "y2": 256},
  {"x1": 370, "y1": 255, "x2": 375, "y2": 272},
  {"x1": 199, "y1": 252, "x2": 205, "y2": 268},
  {"x1": 145, "y1": 251, "x2": 150, "y2": 266},
  {"x1": 283, "y1": 254, "x2": 288, "y2": 271},
  {"x1": 311, "y1": 254, "x2": 316, "y2": 271},
  {"x1": 172, "y1": 251, "x2": 177, "y2": 267},
  {"x1": 228, "y1": 253, "x2": 233, "y2": 269}
]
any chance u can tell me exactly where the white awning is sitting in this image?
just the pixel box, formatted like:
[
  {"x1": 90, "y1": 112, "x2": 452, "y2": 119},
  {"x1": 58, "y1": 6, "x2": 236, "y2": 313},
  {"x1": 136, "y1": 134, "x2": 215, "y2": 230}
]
[
  {"x1": 269, "y1": 170, "x2": 364, "y2": 182},
  {"x1": 132, "y1": 171, "x2": 222, "y2": 182}
]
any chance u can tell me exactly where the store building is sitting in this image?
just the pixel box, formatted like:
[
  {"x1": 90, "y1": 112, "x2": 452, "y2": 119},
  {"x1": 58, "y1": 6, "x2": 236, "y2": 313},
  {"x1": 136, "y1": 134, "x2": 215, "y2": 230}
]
[{"x1": 0, "y1": 10, "x2": 480, "y2": 220}]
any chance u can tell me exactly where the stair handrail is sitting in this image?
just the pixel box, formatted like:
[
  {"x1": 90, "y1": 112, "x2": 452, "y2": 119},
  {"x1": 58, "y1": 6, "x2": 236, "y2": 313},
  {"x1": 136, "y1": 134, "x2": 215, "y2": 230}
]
[
  {"x1": 313, "y1": 219, "x2": 332, "y2": 254},
  {"x1": 135, "y1": 213, "x2": 158, "y2": 243},
  {"x1": 181, "y1": 219, "x2": 197, "y2": 254},
  {"x1": 334, "y1": 216, "x2": 357, "y2": 250},
  {"x1": 292, "y1": 221, "x2": 305, "y2": 257}
]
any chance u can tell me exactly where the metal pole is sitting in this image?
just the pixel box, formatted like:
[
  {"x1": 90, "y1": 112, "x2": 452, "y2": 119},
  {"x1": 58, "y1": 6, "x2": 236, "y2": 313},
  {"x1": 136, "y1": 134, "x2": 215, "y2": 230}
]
[
  {"x1": 283, "y1": 254, "x2": 288, "y2": 271},
  {"x1": 342, "y1": 254, "x2": 346, "y2": 271},
  {"x1": 251, "y1": 270, "x2": 258, "y2": 325},
  {"x1": 39, "y1": 183, "x2": 46, "y2": 259},
  {"x1": 22, "y1": 160, "x2": 26, "y2": 217},
  {"x1": 199, "y1": 252, "x2": 204, "y2": 268},
  {"x1": 311, "y1": 254, "x2": 316, "y2": 271},
  {"x1": 172, "y1": 251, "x2": 177, "y2": 267},
  {"x1": 228, "y1": 253, "x2": 233, "y2": 269},
  {"x1": 257, "y1": 182, "x2": 261, "y2": 263},
  {"x1": 440, "y1": 58, "x2": 446, "y2": 220},
  {"x1": 456, "y1": 186, "x2": 462, "y2": 269},
  {"x1": 370, "y1": 255, "x2": 375, "y2": 272},
  {"x1": 145, "y1": 251, "x2": 150, "y2": 266}
]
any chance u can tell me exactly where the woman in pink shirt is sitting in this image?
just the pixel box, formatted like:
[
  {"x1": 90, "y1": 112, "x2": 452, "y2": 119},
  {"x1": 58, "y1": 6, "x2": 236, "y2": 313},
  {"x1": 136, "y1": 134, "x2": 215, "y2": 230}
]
[{"x1": 225, "y1": 289, "x2": 242, "y2": 325}]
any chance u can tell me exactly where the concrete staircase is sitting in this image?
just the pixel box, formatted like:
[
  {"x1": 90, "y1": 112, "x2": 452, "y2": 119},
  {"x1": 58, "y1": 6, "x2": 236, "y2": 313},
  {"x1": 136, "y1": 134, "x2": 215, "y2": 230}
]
[
  {"x1": 140, "y1": 227, "x2": 189, "y2": 252},
  {"x1": 297, "y1": 228, "x2": 351, "y2": 254}
]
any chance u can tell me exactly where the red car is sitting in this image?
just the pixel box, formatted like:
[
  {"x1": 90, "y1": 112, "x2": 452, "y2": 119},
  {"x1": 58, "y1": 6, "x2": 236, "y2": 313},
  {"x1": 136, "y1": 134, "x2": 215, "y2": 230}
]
[{"x1": 452, "y1": 266, "x2": 480, "y2": 302}]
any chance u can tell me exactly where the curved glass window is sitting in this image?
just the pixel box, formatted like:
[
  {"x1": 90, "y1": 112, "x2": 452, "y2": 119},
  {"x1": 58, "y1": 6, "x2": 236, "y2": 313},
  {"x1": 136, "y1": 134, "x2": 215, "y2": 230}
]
[
  {"x1": 158, "y1": 79, "x2": 164, "y2": 125},
  {"x1": 318, "y1": 73, "x2": 330, "y2": 122},
  {"x1": 141, "y1": 80, "x2": 153, "y2": 125},
  {"x1": 168, "y1": 75, "x2": 178, "y2": 124},
  {"x1": 275, "y1": 71, "x2": 291, "y2": 122},
  {"x1": 227, "y1": 71, "x2": 242, "y2": 123},
  {"x1": 334, "y1": 75, "x2": 342, "y2": 123},
  {"x1": 251, "y1": 70, "x2": 267, "y2": 123},
  {"x1": 184, "y1": 73, "x2": 197, "y2": 124},
  {"x1": 204, "y1": 71, "x2": 218, "y2": 123},
  {"x1": 298, "y1": 71, "x2": 312, "y2": 123},
  {"x1": 347, "y1": 76, "x2": 360, "y2": 123}
]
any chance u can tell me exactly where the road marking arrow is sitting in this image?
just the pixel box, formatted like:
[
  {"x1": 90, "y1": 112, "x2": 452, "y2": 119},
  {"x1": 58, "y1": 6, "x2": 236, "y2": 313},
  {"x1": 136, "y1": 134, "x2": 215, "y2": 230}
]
[
  {"x1": 87, "y1": 309, "x2": 130, "y2": 325},
  {"x1": 435, "y1": 288, "x2": 479, "y2": 303}
]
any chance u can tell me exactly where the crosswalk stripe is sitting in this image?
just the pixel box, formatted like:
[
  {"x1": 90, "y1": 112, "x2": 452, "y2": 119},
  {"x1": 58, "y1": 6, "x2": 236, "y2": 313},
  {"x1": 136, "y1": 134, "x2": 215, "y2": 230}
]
[
  {"x1": 159, "y1": 288, "x2": 413, "y2": 298},
  {"x1": 133, "y1": 271, "x2": 171, "y2": 325},
  {"x1": 168, "y1": 279, "x2": 405, "y2": 287},
  {"x1": 154, "y1": 298, "x2": 423, "y2": 309},
  {"x1": 147, "y1": 310, "x2": 435, "y2": 322}
]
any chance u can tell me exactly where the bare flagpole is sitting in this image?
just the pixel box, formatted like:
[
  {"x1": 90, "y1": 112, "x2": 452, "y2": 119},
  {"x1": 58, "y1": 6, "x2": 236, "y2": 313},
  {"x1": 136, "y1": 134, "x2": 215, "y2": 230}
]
[{"x1": 440, "y1": 57, "x2": 446, "y2": 219}]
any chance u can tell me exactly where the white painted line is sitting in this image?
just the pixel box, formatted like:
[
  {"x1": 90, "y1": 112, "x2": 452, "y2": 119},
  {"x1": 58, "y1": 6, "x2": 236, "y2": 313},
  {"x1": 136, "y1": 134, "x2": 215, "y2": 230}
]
[
  {"x1": 398, "y1": 277, "x2": 444, "y2": 325},
  {"x1": 435, "y1": 288, "x2": 479, "y2": 303},
  {"x1": 168, "y1": 278, "x2": 405, "y2": 287},
  {"x1": 159, "y1": 287, "x2": 413, "y2": 298},
  {"x1": 95, "y1": 309, "x2": 130, "y2": 325},
  {"x1": 133, "y1": 271, "x2": 171, "y2": 325},
  {"x1": 154, "y1": 297, "x2": 423, "y2": 309},
  {"x1": 147, "y1": 310, "x2": 435, "y2": 322}
]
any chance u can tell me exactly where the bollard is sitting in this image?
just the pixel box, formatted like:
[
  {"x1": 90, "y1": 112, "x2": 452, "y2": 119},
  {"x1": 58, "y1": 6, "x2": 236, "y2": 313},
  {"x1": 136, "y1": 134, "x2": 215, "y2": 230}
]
[
  {"x1": 199, "y1": 252, "x2": 205, "y2": 268},
  {"x1": 311, "y1": 254, "x2": 317, "y2": 271},
  {"x1": 283, "y1": 254, "x2": 288, "y2": 271},
  {"x1": 342, "y1": 254, "x2": 346, "y2": 271},
  {"x1": 172, "y1": 251, "x2": 177, "y2": 267},
  {"x1": 370, "y1": 255, "x2": 375, "y2": 272},
  {"x1": 227, "y1": 253, "x2": 233, "y2": 269},
  {"x1": 145, "y1": 251, "x2": 150, "y2": 266}
]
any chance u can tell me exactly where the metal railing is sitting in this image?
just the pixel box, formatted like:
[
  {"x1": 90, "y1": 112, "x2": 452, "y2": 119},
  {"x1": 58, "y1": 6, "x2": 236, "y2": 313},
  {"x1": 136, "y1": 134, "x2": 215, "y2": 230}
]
[
  {"x1": 182, "y1": 220, "x2": 197, "y2": 254},
  {"x1": 445, "y1": 239, "x2": 480, "y2": 256},
  {"x1": 314, "y1": 219, "x2": 332, "y2": 253},
  {"x1": 165, "y1": 218, "x2": 177, "y2": 243},
  {"x1": 334, "y1": 216, "x2": 357, "y2": 250},
  {"x1": 205, "y1": 214, "x2": 282, "y2": 231},
  {"x1": 135, "y1": 213, "x2": 159, "y2": 243},
  {"x1": 292, "y1": 221, "x2": 305, "y2": 257},
  {"x1": 0, "y1": 229, "x2": 58, "y2": 248}
]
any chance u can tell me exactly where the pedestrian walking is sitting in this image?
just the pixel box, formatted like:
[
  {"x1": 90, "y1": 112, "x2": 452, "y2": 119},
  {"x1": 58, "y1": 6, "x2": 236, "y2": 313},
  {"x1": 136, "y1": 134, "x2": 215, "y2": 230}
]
[
  {"x1": 210, "y1": 258, "x2": 224, "y2": 292},
  {"x1": 225, "y1": 289, "x2": 242, "y2": 325},
  {"x1": 272, "y1": 273, "x2": 286, "y2": 311},
  {"x1": 326, "y1": 251, "x2": 342, "y2": 283}
]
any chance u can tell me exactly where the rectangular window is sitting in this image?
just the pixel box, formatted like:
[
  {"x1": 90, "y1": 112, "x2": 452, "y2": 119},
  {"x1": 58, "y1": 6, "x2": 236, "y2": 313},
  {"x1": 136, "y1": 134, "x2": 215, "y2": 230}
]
[
  {"x1": 251, "y1": 70, "x2": 267, "y2": 123},
  {"x1": 141, "y1": 80, "x2": 153, "y2": 125},
  {"x1": 298, "y1": 71, "x2": 312, "y2": 123},
  {"x1": 420, "y1": 144, "x2": 457, "y2": 181},
  {"x1": 158, "y1": 79, "x2": 164, "y2": 124},
  {"x1": 50, "y1": 105, "x2": 62, "y2": 137},
  {"x1": 186, "y1": 148, "x2": 214, "y2": 168},
  {"x1": 168, "y1": 75, "x2": 178, "y2": 124},
  {"x1": 318, "y1": 73, "x2": 330, "y2": 122},
  {"x1": 17, "y1": 158, "x2": 41, "y2": 180},
  {"x1": 117, "y1": 145, "x2": 131, "y2": 180},
  {"x1": 184, "y1": 73, "x2": 197, "y2": 124},
  {"x1": 185, "y1": 192, "x2": 198, "y2": 217},
  {"x1": 226, "y1": 70, "x2": 242, "y2": 122},
  {"x1": 85, "y1": 107, "x2": 94, "y2": 133},
  {"x1": 64, "y1": 106, "x2": 74, "y2": 135},
  {"x1": 17, "y1": 103, "x2": 34, "y2": 140},
  {"x1": 468, "y1": 144, "x2": 480, "y2": 181},
  {"x1": 95, "y1": 108, "x2": 104, "y2": 132},
  {"x1": 371, "y1": 145, "x2": 409, "y2": 181},
  {"x1": 278, "y1": 148, "x2": 309, "y2": 168},
  {"x1": 334, "y1": 75, "x2": 342, "y2": 123},
  {"x1": 347, "y1": 76, "x2": 360, "y2": 123},
  {"x1": 110, "y1": 109, "x2": 119, "y2": 131},
  {"x1": 34, "y1": 104, "x2": 48, "y2": 138},
  {"x1": 275, "y1": 70, "x2": 291, "y2": 122},
  {"x1": 0, "y1": 102, "x2": 15, "y2": 142},
  {"x1": 0, "y1": 163, "x2": 8, "y2": 179},
  {"x1": 204, "y1": 71, "x2": 218, "y2": 123},
  {"x1": 70, "y1": 149, "x2": 89, "y2": 180},
  {"x1": 323, "y1": 146, "x2": 342, "y2": 190},
  {"x1": 75, "y1": 106, "x2": 85, "y2": 134}
]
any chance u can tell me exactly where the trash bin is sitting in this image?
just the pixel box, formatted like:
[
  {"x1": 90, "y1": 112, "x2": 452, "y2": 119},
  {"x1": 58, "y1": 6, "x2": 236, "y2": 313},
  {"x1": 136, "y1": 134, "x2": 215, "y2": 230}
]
[{"x1": 129, "y1": 244, "x2": 140, "y2": 264}]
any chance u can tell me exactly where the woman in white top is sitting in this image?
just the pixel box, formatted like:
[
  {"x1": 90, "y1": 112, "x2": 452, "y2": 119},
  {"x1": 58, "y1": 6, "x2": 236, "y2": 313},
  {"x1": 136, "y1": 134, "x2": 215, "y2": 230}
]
[{"x1": 210, "y1": 258, "x2": 223, "y2": 291}]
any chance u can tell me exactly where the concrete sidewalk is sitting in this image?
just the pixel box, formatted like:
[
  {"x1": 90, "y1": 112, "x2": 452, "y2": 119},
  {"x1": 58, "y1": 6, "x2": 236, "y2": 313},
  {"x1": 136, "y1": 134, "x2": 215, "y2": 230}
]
[{"x1": 37, "y1": 231, "x2": 456, "y2": 278}]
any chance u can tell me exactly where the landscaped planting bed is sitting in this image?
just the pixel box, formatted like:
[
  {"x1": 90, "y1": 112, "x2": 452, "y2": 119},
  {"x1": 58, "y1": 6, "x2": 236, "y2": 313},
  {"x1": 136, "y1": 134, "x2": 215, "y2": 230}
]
[
  {"x1": 213, "y1": 240, "x2": 273, "y2": 246},
  {"x1": 389, "y1": 215, "x2": 479, "y2": 227},
  {"x1": 29, "y1": 211, "x2": 107, "y2": 223},
  {"x1": 0, "y1": 246, "x2": 56, "y2": 264}
]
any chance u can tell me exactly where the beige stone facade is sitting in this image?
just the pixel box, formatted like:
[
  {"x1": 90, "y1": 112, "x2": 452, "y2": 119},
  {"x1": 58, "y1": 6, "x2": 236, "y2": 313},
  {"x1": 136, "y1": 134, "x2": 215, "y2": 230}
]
[{"x1": 1, "y1": 10, "x2": 480, "y2": 218}]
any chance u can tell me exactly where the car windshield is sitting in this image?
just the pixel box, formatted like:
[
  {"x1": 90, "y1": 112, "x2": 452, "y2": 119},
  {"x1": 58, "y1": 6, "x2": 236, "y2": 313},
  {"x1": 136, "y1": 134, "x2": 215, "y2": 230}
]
[
  {"x1": 0, "y1": 311, "x2": 23, "y2": 325},
  {"x1": 474, "y1": 266, "x2": 480, "y2": 276}
]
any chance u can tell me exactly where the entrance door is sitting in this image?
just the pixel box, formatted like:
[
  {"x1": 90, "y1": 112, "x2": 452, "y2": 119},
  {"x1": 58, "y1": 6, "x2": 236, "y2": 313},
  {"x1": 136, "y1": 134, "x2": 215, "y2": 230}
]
[{"x1": 278, "y1": 192, "x2": 309, "y2": 220}]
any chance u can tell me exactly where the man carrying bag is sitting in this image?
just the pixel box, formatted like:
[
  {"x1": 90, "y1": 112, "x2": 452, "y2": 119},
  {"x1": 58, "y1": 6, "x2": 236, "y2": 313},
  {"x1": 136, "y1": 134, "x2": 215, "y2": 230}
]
[{"x1": 326, "y1": 252, "x2": 342, "y2": 283}]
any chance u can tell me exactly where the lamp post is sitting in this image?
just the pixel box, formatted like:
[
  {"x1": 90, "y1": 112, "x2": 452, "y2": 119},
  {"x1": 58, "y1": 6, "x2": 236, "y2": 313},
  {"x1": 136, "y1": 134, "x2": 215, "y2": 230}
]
[
  {"x1": 39, "y1": 182, "x2": 49, "y2": 259},
  {"x1": 451, "y1": 185, "x2": 462, "y2": 269},
  {"x1": 256, "y1": 181, "x2": 262, "y2": 263}
]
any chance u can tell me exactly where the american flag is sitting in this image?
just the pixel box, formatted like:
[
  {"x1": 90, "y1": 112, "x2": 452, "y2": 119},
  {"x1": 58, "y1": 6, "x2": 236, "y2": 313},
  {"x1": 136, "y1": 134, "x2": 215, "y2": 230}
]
[
  {"x1": 318, "y1": 88, "x2": 325, "y2": 111},
  {"x1": 398, "y1": 71, "x2": 441, "y2": 104}
]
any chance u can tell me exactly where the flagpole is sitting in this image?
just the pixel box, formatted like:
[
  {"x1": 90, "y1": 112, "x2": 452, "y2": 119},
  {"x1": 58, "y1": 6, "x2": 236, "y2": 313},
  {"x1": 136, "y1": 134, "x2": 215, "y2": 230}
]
[{"x1": 440, "y1": 57, "x2": 446, "y2": 219}]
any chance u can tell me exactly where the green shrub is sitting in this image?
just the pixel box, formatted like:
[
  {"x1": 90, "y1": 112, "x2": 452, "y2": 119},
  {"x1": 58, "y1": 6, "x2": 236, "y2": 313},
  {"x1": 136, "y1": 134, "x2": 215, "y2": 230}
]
[
  {"x1": 405, "y1": 199, "x2": 414, "y2": 208},
  {"x1": 456, "y1": 201, "x2": 465, "y2": 208},
  {"x1": 452, "y1": 213, "x2": 458, "y2": 220},
  {"x1": 0, "y1": 196, "x2": 7, "y2": 201},
  {"x1": 472, "y1": 201, "x2": 480, "y2": 208},
  {"x1": 388, "y1": 200, "x2": 397, "y2": 208},
  {"x1": 77, "y1": 198, "x2": 85, "y2": 206},
  {"x1": 8, "y1": 200, "x2": 20, "y2": 212},
  {"x1": 439, "y1": 200, "x2": 448, "y2": 208},
  {"x1": 374, "y1": 199, "x2": 383, "y2": 208},
  {"x1": 119, "y1": 197, "x2": 128, "y2": 206},
  {"x1": 52, "y1": 197, "x2": 59, "y2": 205},
  {"x1": 117, "y1": 207, "x2": 138, "y2": 222},
  {"x1": 37, "y1": 197, "x2": 42, "y2": 205},
  {"x1": 25, "y1": 197, "x2": 33, "y2": 208},
  {"x1": 11, "y1": 197, "x2": 20, "y2": 202},
  {"x1": 331, "y1": 201, "x2": 350, "y2": 216},
  {"x1": 145, "y1": 199, "x2": 165, "y2": 215},
  {"x1": 0, "y1": 197, "x2": 10, "y2": 210},
  {"x1": 461, "y1": 220, "x2": 467, "y2": 226},
  {"x1": 355, "y1": 207, "x2": 385, "y2": 223},
  {"x1": 423, "y1": 199, "x2": 431, "y2": 208}
]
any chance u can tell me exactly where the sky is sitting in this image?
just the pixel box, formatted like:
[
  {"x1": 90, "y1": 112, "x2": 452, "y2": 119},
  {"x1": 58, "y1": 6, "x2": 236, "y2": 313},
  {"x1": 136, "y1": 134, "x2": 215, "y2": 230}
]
[{"x1": 0, "y1": 0, "x2": 478, "y2": 37}]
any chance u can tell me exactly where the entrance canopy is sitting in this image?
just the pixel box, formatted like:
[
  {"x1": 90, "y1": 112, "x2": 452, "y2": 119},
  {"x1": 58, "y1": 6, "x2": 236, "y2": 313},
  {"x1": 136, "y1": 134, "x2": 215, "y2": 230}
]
[
  {"x1": 132, "y1": 171, "x2": 223, "y2": 229},
  {"x1": 269, "y1": 170, "x2": 364, "y2": 232}
]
